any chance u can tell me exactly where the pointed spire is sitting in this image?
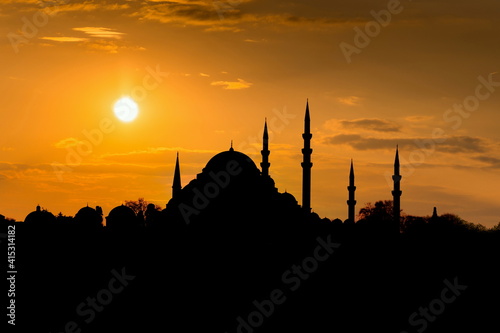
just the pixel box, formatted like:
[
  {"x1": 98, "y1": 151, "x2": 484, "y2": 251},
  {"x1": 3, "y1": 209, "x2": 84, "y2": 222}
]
[
  {"x1": 432, "y1": 207, "x2": 438, "y2": 219},
  {"x1": 230, "y1": 140, "x2": 234, "y2": 152},
  {"x1": 301, "y1": 99, "x2": 313, "y2": 212},
  {"x1": 392, "y1": 145, "x2": 402, "y2": 233},
  {"x1": 394, "y1": 144, "x2": 400, "y2": 175},
  {"x1": 349, "y1": 158, "x2": 354, "y2": 183},
  {"x1": 261, "y1": 118, "x2": 270, "y2": 177},
  {"x1": 263, "y1": 118, "x2": 268, "y2": 140},
  {"x1": 304, "y1": 99, "x2": 310, "y2": 133},
  {"x1": 172, "y1": 152, "x2": 182, "y2": 199},
  {"x1": 347, "y1": 159, "x2": 356, "y2": 223}
]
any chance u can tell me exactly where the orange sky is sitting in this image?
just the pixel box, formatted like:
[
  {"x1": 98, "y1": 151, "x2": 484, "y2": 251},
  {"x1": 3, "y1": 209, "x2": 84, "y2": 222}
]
[{"x1": 1, "y1": 0, "x2": 500, "y2": 226}]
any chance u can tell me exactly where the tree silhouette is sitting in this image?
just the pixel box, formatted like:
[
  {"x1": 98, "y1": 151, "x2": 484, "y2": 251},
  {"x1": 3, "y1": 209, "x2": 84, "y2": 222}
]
[
  {"x1": 358, "y1": 200, "x2": 395, "y2": 222},
  {"x1": 430, "y1": 213, "x2": 487, "y2": 233},
  {"x1": 491, "y1": 222, "x2": 500, "y2": 232},
  {"x1": 124, "y1": 198, "x2": 162, "y2": 215}
]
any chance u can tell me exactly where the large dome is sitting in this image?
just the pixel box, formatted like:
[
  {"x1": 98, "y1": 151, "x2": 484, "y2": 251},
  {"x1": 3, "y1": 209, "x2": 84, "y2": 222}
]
[
  {"x1": 106, "y1": 205, "x2": 139, "y2": 230},
  {"x1": 202, "y1": 148, "x2": 259, "y2": 177},
  {"x1": 74, "y1": 206, "x2": 103, "y2": 228},
  {"x1": 24, "y1": 205, "x2": 56, "y2": 225}
]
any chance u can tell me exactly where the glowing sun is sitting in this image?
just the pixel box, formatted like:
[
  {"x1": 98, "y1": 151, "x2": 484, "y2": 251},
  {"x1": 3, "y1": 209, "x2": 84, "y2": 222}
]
[{"x1": 113, "y1": 96, "x2": 139, "y2": 122}]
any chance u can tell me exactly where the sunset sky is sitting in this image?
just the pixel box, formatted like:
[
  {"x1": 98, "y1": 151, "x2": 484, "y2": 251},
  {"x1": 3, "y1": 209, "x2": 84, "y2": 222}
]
[{"x1": 1, "y1": 0, "x2": 500, "y2": 227}]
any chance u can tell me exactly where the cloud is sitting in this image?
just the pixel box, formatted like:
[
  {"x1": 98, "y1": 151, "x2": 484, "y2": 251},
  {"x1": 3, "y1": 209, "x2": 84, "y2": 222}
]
[
  {"x1": 404, "y1": 115, "x2": 434, "y2": 123},
  {"x1": 476, "y1": 156, "x2": 500, "y2": 169},
  {"x1": 38, "y1": 25, "x2": 138, "y2": 53},
  {"x1": 84, "y1": 40, "x2": 122, "y2": 54},
  {"x1": 43, "y1": 3, "x2": 130, "y2": 15},
  {"x1": 339, "y1": 118, "x2": 401, "y2": 132},
  {"x1": 100, "y1": 147, "x2": 219, "y2": 163},
  {"x1": 40, "y1": 37, "x2": 87, "y2": 42},
  {"x1": 210, "y1": 78, "x2": 252, "y2": 90},
  {"x1": 337, "y1": 96, "x2": 362, "y2": 106},
  {"x1": 129, "y1": 1, "x2": 347, "y2": 32},
  {"x1": 54, "y1": 137, "x2": 85, "y2": 149},
  {"x1": 131, "y1": 1, "x2": 240, "y2": 26},
  {"x1": 102, "y1": 146, "x2": 219, "y2": 157},
  {"x1": 0, "y1": 162, "x2": 54, "y2": 178},
  {"x1": 323, "y1": 134, "x2": 488, "y2": 153},
  {"x1": 244, "y1": 38, "x2": 267, "y2": 43},
  {"x1": 73, "y1": 27, "x2": 125, "y2": 39},
  {"x1": 199, "y1": 73, "x2": 210, "y2": 77}
]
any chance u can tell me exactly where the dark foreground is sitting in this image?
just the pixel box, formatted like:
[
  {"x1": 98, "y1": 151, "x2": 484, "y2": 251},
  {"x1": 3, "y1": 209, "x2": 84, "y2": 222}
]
[{"x1": 10, "y1": 220, "x2": 500, "y2": 333}]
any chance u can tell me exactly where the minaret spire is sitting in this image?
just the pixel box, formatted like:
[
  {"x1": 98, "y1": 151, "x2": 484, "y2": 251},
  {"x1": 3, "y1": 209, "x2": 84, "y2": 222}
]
[
  {"x1": 347, "y1": 159, "x2": 356, "y2": 223},
  {"x1": 172, "y1": 152, "x2": 182, "y2": 199},
  {"x1": 392, "y1": 145, "x2": 402, "y2": 233},
  {"x1": 301, "y1": 99, "x2": 313, "y2": 212},
  {"x1": 260, "y1": 118, "x2": 270, "y2": 177}
]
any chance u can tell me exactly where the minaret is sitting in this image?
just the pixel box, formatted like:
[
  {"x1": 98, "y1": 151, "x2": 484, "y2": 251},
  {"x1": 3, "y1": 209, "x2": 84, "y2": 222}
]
[
  {"x1": 172, "y1": 152, "x2": 182, "y2": 199},
  {"x1": 261, "y1": 119, "x2": 270, "y2": 177},
  {"x1": 392, "y1": 146, "x2": 402, "y2": 232},
  {"x1": 347, "y1": 159, "x2": 356, "y2": 223},
  {"x1": 431, "y1": 206, "x2": 438, "y2": 223},
  {"x1": 301, "y1": 100, "x2": 313, "y2": 212}
]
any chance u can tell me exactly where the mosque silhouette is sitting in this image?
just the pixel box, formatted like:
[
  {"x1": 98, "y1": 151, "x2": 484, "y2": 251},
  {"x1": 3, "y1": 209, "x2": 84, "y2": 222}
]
[{"x1": 23, "y1": 100, "x2": 404, "y2": 231}]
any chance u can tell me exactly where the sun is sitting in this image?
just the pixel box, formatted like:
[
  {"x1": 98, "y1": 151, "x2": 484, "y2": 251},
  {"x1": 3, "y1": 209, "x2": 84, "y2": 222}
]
[{"x1": 113, "y1": 96, "x2": 139, "y2": 122}]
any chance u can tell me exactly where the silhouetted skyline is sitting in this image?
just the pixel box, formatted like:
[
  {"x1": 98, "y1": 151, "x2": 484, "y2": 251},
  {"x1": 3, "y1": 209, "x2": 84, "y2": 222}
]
[
  {"x1": 11, "y1": 101, "x2": 441, "y2": 229},
  {"x1": 2, "y1": 1, "x2": 500, "y2": 226}
]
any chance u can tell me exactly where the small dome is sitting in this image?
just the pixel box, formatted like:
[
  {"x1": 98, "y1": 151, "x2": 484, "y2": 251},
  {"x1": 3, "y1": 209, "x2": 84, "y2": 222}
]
[
  {"x1": 74, "y1": 206, "x2": 102, "y2": 228},
  {"x1": 76, "y1": 206, "x2": 96, "y2": 216},
  {"x1": 108, "y1": 205, "x2": 135, "y2": 217},
  {"x1": 281, "y1": 191, "x2": 298, "y2": 205},
  {"x1": 24, "y1": 205, "x2": 56, "y2": 224},
  {"x1": 106, "y1": 205, "x2": 139, "y2": 230}
]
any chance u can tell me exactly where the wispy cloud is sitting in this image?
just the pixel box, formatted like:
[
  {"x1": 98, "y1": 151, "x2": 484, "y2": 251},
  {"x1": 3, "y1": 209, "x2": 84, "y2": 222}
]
[
  {"x1": 404, "y1": 115, "x2": 434, "y2": 123},
  {"x1": 339, "y1": 118, "x2": 401, "y2": 132},
  {"x1": 337, "y1": 96, "x2": 362, "y2": 106},
  {"x1": 73, "y1": 27, "x2": 125, "y2": 39},
  {"x1": 46, "y1": 3, "x2": 130, "y2": 15},
  {"x1": 210, "y1": 78, "x2": 252, "y2": 90},
  {"x1": 323, "y1": 134, "x2": 488, "y2": 153},
  {"x1": 244, "y1": 38, "x2": 266, "y2": 43},
  {"x1": 476, "y1": 156, "x2": 500, "y2": 169},
  {"x1": 100, "y1": 147, "x2": 219, "y2": 163},
  {"x1": 54, "y1": 137, "x2": 85, "y2": 149},
  {"x1": 40, "y1": 37, "x2": 87, "y2": 42}
]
